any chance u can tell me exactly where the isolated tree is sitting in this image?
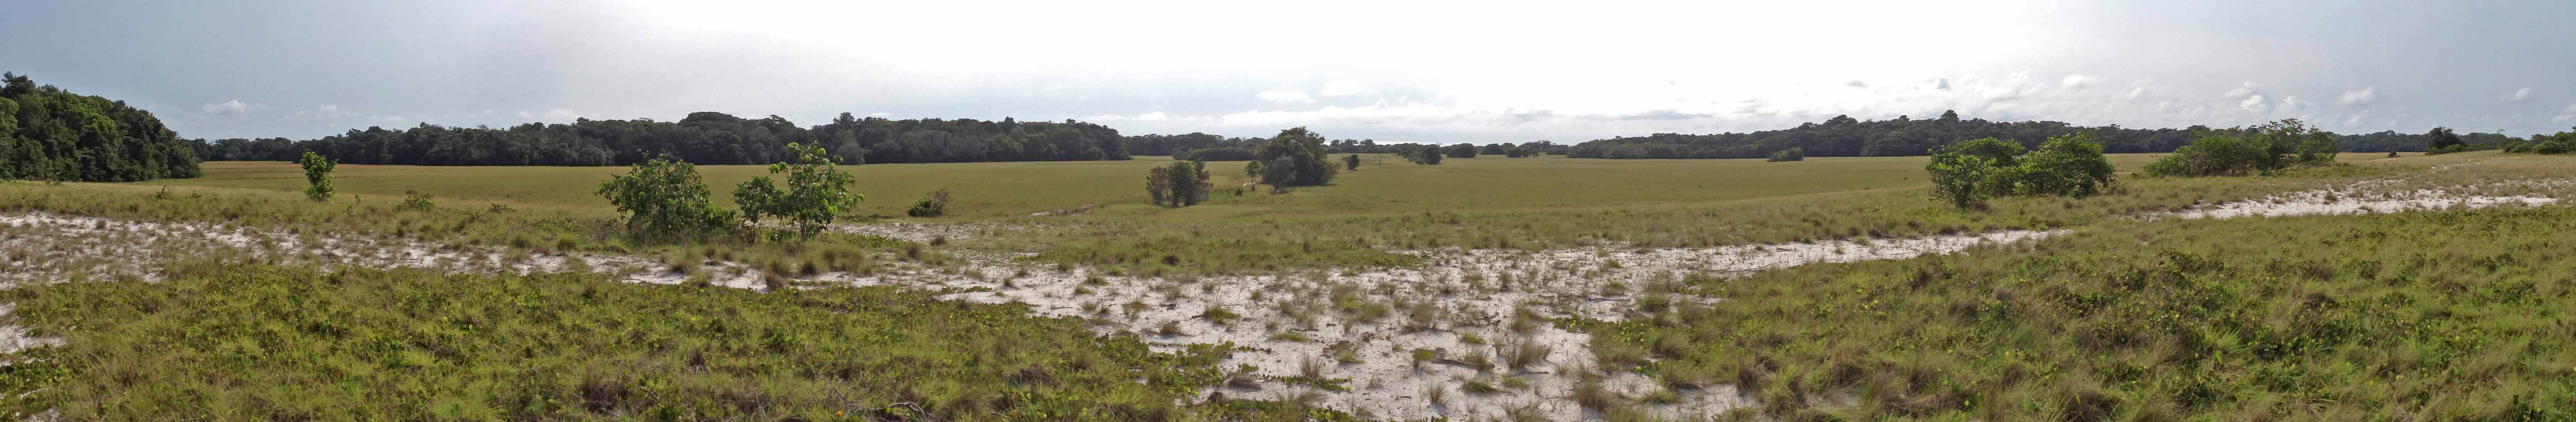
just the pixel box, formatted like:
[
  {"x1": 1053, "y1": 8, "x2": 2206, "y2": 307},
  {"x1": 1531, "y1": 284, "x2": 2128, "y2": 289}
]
[
  {"x1": 1944, "y1": 138, "x2": 2025, "y2": 167},
  {"x1": 597, "y1": 154, "x2": 736, "y2": 240},
  {"x1": 298, "y1": 152, "x2": 335, "y2": 201},
  {"x1": 733, "y1": 142, "x2": 863, "y2": 236},
  {"x1": 1344, "y1": 154, "x2": 1361, "y2": 170},
  {"x1": 1766, "y1": 147, "x2": 1805, "y2": 162},
  {"x1": 2426, "y1": 127, "x2": 2463, "y2": 150},
  {"x1": 1244, "y1": 160, "x2": 1265, "y2": 179},
  {"x1": 1417, "y1": 145, "x2": 1444, "y2": 165},
  {"x1": 1254, "y1": 127, "x2": 1335, "y2": 186},
  {"x1": 907, "y1": 189, "x2": 952, "y2": 217}
]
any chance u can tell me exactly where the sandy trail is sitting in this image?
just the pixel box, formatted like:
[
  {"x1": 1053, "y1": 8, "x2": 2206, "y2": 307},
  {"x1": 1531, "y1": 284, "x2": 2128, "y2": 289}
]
[{"x1": 0, "y1": 170, "x2": 2564, "y2": 420}]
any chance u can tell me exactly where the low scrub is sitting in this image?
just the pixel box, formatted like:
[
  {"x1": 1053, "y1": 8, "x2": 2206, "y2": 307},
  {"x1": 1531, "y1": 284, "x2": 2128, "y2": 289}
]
[
  {"x1": 1766, "y1": 148, "x2": 1804, "y2": 162},
  {"x1": 2141, "y1": 118, "x2": 2337, "y2": 177},
  {"x1": 1927, "y1": 134, "x2": 2117, "y2": 209},
  {"x1": 0, "y1": 264, "x2": 1311, "y2": 420},
  {"x1": 1589, "y1": 207, "x2": 2576, "y2": 420}
]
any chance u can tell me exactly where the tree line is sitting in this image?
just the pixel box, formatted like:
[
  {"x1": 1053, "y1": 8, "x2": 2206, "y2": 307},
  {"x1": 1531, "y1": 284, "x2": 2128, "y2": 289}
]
[
  {"x1": 1569, "y1": 110, "x2": 2513, "y2": 159},
  {"x1": 1129, "y1": 132, "x2": 1567, "y2": 160},
  {"x1": 0, "y1": 72, "x2": 201, "y2": 181},
  {"x1": 194, "y1": 113, "x2": 1131, "y2": 166}
]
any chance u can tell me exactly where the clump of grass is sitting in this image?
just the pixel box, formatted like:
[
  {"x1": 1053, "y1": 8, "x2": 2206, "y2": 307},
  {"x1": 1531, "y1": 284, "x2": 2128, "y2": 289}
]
[
  {"x1": 1460, "y1": 378, "x2": 1501, "y2": 395},
  {"x1": 1200, "y1": 306, "x2": 1240, "y2": 325}
]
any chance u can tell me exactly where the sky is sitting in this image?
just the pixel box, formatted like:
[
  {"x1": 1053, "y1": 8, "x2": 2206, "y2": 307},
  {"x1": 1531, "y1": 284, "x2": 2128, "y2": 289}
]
[{"x1": 6, "y1": 0, "x2": 2574, "y2": 143}]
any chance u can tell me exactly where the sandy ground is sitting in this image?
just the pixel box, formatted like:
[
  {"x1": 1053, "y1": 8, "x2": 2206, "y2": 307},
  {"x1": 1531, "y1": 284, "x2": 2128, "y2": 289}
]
[{"x1": 0, "y1": 170, "x2": 2565, "y2": 420}]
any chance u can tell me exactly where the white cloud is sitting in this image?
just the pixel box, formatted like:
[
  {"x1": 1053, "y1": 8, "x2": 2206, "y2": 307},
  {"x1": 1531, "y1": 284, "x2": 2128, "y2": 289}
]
[
  {"x1": 1135, "y1": 111, "x2": 1170, "y2": 121},
  {"x1": 517, "y1": 111, "x2": 534, "y2": 119},
  {"x1": 2556, "y1": 104, "x2": 2576, "y2": 122},
  {"x1": 2278, "y1": 95, "x2": 2311, "y2": 112},
  {"x1": 2339, "y1": 86, "x2": 2378, "y2": 106},
  {"x1": 2224, "y1": 82, "x2": 2262, "y2": 99},
  {"x1": 540, "y1": 109, "x2": 583, "y2": 121},
  {"x1": 2059, "y1": 74, "x2": 2101, "y2": 91},
  {"x1": 199, "y1": 99, "x2": 270, "y2": 116},
  {"x1": 1933, "y1": 78, "x2": 1950, "y2": 90},
  {"x1": 2239, "y1": 94, "x2": 2267, "y2": 111},
  {"x1": 281, "y1": 104, "x2": 358, "y2": 121},
  {"x1": 1319, "y1": 81, "x2": 1372, "y2": 97},
  {"x1": 1843, "y1": 80, "x2": 1868, "y2": 88},
  {"x1": 1256, "y1": 88, "x2": 1313, "y2": 103},
  {"x1": 2120, "y1": 87, "x2": 2147, "y2": 100},
  {"x1": 2505, "y1": 88, "x2": 2533, "y2": 101},
  {"x1": 2345, "y1": 111, "x2": 2369, "y2": 126},
  {"x1": 868, "y1": 112, "x2": 893, "y2": 117}
]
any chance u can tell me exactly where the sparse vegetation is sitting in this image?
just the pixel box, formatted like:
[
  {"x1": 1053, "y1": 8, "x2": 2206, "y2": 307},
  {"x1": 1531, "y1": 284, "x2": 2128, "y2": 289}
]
[{"x1": 298, "y1": 151, "x2": 335, "y2": 201}]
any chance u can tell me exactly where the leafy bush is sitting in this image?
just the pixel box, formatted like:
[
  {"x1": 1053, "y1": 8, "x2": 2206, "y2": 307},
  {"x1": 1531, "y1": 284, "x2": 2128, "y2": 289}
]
[
  {"x1": 2428, "y1": 144, "x2": 2468, "y2": 155},
  {"x1": 2141, "y1": 119, "x2": 2335, "y2": 177},
  {"x1": 396, "y1": 190, "x2": 436, "y2": 211},
  {"x1": 597, "y1": 154, "x2": 736, "y2": 240},
  {"x1": 1927, "y1": 134, "x2": 2117, "y2": 208},
  {"x1": 297, "y1": 152, "x2": 335, "y2": 201},
  {"x1": 1926, "y1": 149, "x2": 2002, "y2": 209},
  {"x1": 1344, "y1": 154, "x2": 1361, "y2": 170},
  {"x1": 1407, "y1": 145, "x2": 1444, "y2": 165},
  {"x1": 2426, "y1": 126, "x2": 2463, "y2": 150},
  {"x1": 2505, "y1": 128, "x2": 2576, "y2": 154},
  {"x1": 2007, "y1": 133, "x2": 2116, "y2": 197},
  {"x1": 1766, "y1": 147, "x2": 1804, "y2": 162},
  {"x1": 733, "y1": 143, "x2": 862, "y2": 236},
  {"x1": 906, "y1": 189, "x2": 952, "y2": 217}
]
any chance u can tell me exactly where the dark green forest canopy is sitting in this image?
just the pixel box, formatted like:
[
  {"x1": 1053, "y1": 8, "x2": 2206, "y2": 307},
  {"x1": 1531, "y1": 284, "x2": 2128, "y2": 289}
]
[
  {"x1": 199, "y1": 113, "x2": 1132, "y2": 166},
  {"x1": 1568, "y1": 111, "x2": 2511, "y2": 159},
  {"x1": 0, "y1": 72, "x2": 201, "y2": 181}
]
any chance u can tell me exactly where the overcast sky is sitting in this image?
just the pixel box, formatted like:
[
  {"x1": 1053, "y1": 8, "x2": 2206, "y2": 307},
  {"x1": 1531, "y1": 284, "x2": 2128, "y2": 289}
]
[{"x1": 7, "y1": 0, "x2": 2573, "y2": 142}]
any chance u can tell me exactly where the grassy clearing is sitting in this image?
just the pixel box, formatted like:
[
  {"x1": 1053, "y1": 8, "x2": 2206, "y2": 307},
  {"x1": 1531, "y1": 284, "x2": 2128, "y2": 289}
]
[
  {"x1": 1585, "y1": 206, "x2": 2576, "y2": 420},
  {"x1": 0, "y1": 263, "x2": 1339, "y2": 420},
  {"x1": 90, "y1": 152, "x2": 2499, "y2": 274}
]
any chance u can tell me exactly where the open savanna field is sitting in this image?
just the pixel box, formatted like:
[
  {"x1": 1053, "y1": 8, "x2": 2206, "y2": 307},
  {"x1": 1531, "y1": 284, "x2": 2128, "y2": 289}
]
[{"x1": 4, "y1": 150, "x2": 2573, "y2": 421}]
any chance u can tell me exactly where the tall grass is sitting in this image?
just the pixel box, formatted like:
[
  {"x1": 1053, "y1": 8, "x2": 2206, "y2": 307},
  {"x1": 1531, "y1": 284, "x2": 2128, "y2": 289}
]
[
  {"x1": 0, "y1": 263, "x2": 1338, "y2": 420},
  {"x1": 1587, "y1": 206, "x2": 2576, "y2": 420}
]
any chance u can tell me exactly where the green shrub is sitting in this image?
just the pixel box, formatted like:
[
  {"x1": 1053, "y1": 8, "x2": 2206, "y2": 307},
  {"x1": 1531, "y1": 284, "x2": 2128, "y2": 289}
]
[
  {"x1": 1147, "y1": 161, "x2": 1209, "y2": 207},
  {"x1": 597, "y1": 154, "x2": 736, "y2": 240},
  {"x1": 1445, "y1": 143, "x2": 1478, "y2": 159},
  {"x1": 396, "y1": 190, "x2": 436, "y2": 211},
  {"x1": 906, "y1": 188, "x2": 951, "y2": 217},
  {"x1": 1765, "y1": 147, "x2": 1804, "y2": 162},
  {"x1": 733, "y1": 142, "x2": 863, "y2": 236},
  {"x1": 2140, "y1": 119, "x2": 2335, "y2": 177},
  {"x1": 2428, "y1": 143, "x2": 2468, "y2": 155},
  {"x1": 1344, "y1": 154, "x2": 1361, "y2": 170},
  {"x1": 297, "y1": 152, "x2": 335, "y2": 201},
  {"x1": 2008, "y1": 133, "x2": 2116, "y2": 197},
  {"x1": 1927, "y1": 134, "x2": 2117, "y2": 208}
]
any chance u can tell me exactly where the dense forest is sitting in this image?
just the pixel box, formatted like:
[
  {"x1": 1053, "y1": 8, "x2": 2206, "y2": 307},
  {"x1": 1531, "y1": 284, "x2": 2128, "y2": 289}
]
[
  {"x1": 1568, "y1": 110, "x2": 2508, "y2": 159},
  {"x1": 0, "y1": 73, "x2": 200, "y2": 181},
  {"x1": 196, "y1": 113, "x2": 1131, "y2": 166},
  {"x1": 1127, "y1": 132, "x2": 1566, "y2": 160}
]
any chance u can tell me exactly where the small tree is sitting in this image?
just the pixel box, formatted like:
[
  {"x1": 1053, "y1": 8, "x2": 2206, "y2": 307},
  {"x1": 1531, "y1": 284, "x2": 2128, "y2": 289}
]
[
  {"x1": 598, "y1": 154, "x2": 735, "y2": 240},
  {"x1": 297, "y1": 151, "x2": 335, "y2": 201},
  {"x1": 1146, "y1": 165, "x2": 1174, "y2": 206},
  {"x1": 1344, "y1": 154, "x2": 1361, "y2": 171},
  {"x1": 1244, "y1": 160, "x2": 1265, "y2": 179},
  {"x1": 1262, "y1": 157, "x2": 1299, "y2": 193},
  {"x1": 733, "y1": 143, "x2": 862, "y2": 236},
  {"x1": 1254, "y1": 127, "x2": 1335, "y2": 186},
  {"x1": 1178, "y1": 160, "x2": 1211, "y2": 205},
  {"x1": 2426, "y1": 127, "x2": 2463, "y2": 150},
  {"x1": 1418, "y1": 145, "x2": 1444, "y2": 165}
]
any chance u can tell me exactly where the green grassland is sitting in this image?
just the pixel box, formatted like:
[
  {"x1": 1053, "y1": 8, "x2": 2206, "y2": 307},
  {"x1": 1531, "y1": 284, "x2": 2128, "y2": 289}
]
[
  {"x1": 1581, "y1": 204, "x2": 2576, "y2": 420},
  {"x1": 3, "y1": 149, "x2": 2572, "y2": 420}
]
